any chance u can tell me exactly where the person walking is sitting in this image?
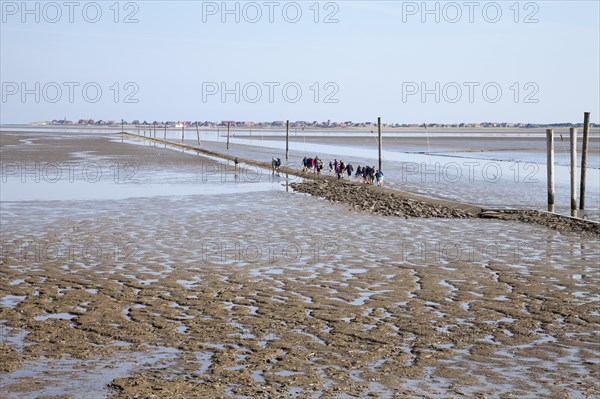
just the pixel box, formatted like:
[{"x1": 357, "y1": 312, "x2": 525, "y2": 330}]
[
  {"x1": 375, "y1": 170, "x2": 384, "y2": 186},
  {"x1": 345, "y1": 163, "x2": 353, "y2": 178},
  {"x1": 370, "y1": 166, "x2": 376, "y2": 185}
]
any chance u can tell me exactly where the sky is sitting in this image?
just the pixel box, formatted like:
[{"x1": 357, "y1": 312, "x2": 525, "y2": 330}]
[{"x1": 1, "y1": 0, "x2": 599, "y2": 124}]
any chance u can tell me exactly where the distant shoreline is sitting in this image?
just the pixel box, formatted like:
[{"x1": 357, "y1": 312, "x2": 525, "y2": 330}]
[{"x1": 2, "y1": 124, "x2": 600, "y2": 135}]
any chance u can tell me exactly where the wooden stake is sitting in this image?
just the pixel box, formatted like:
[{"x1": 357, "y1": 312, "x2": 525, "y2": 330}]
[
  {"x1": 196, "y1": 122, "x2": 200, "y2": 145},
  {"x1": 181, "y1": 124, "x2": 185, "y2": 142},
  {"x1": 286, "y1": 120, "x2": 289, "y2": 160},
  {"x1": 546, "y1": 129, "x2": 555, "y2": 212},
  {"x1": 378, "y1": 117, "x2": 382, "y2": 172},
  {"x1": 579, "y1": 112, "x2": 590, "y2": 210},
  {"x1": 226, "y1": 123, "x2": 230, "y2": 150},
  {"x1": 570, "y1": 127, "x2": 577, "y2": 217}
]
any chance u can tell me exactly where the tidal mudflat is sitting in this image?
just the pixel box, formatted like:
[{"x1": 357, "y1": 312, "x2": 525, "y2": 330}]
[{"x1": 1, "y1": 131, "x2": 598, "y2": 398}]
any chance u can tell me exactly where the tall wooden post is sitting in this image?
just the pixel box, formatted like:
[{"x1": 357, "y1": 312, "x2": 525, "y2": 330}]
[
  {"x1": 181, "y1": 125, "x2": 185, "y2": 142},
  {"x1": 579, "y1": 112, "x2": 590, "y2": 210},
  {"x1": 570, "y1": 127, "x2": 577, "y2": 217},
  {"x1": 378, "y1": 117, "x2": 382, "y2": 172},
  {"x1": 286, "y1": 120, "x2": 289, "y2": 160},
  {"x1": 164, "y1": 124, "x2": 167, "y2": 139},
  {"x1": 196, "y1": 122, "x2": 200, "y2": 145},
  {"x1": 226, "y1": 122, "x2": 230, "y2": 150},
  {"x1": 546, "y1": 129, "x2": 555, "y2": 212}
]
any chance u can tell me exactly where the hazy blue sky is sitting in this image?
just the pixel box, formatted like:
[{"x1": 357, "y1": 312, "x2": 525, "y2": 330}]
[{"x1": 1, "y1": 1, "x2": 598, "y2": 124}]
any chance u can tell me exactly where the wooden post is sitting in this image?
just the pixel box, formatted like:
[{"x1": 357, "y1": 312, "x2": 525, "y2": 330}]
[
  {"x1": 286, "y1": 120, "x2": 289, "y2": 160},
  {"x1": 196, "y1": 122, "x2": 200, "y2": 145},
  {"x1": 226, "y1": 123, "x2": 230, "y2": 150},
  {"x1": 546, "y1": 129, "x2": 555, "y2": 212},
  {"x1": 570, "y1": 127, "x2": 577, "y2": 217},
  {"x1": 181, "y1": 125, "x2": 185, "y2": 142},
  {"x1": 164, "y1": 124, "x2": 167, "y2": 139},
  {"x1": 378, "y1": 117, "x2": 382, "y2": 172},
  {"x1": 579, "y1": 112, "x2": 590, "y2": 210}
]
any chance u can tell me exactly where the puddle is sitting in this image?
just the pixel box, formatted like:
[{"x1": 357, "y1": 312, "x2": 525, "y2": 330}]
[
  {"x1": 274, "y1": 370, "x2": 304, "y2": 377},
  {"x1": 292, "y1": 292, "x2": 313, "y2": 304},
  {"x1": 341, "y1": 268, "x2": 368, "y2": 279},
  {"x1": 479, "y1": 334, "x2": 501, "y2": 345},
  {"x1": 196, "y1": 351, "x2": 212, "y2": 374},
  {"x1": 0, "y1": 323, "x2": 30, "y2": 349},
  {"x1": 0, "y1": 344, "x2": 189, "y2": 399},
  {"x1": 251, "y1": 369, "x2": 266, "y2": 383},
  {"x1": 350, "y1": 292, "x2": 376, "y2": 306},
  {"x1": 439, "y1": 280, "x2": 457, "y2": 292},
  {"x1": 1, "y1": 177, "x2": 287, "y2": 202},
  {"x1": 485, "y1": 317, "x2": 516, "y2": 325},
  {"x1": 176, "y1": 277, "x2": 202, "y2": 289},
  {"x1": 259, "y1": 333, "x2": 279, "y2": 348},
  {"x1": 34, "y1": 313, "x2": 76, "y2": 321},
  {"x1": 0, "y1": 295, "x2": 27, "y2": 308}
]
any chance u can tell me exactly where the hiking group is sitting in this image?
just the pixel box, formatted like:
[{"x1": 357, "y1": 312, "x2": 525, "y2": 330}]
[{"x1": 302, "y1": 156, "x2": 384, "y2": 186}]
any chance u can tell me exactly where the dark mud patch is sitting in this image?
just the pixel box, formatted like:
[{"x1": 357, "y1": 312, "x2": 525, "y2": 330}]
[{"x1": 291, "y1": 180, "x2": 475, "y2": 219}]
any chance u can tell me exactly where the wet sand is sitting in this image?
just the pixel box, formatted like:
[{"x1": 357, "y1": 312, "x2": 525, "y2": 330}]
[
  {"x1": 233, "y1": 133, "x2": 600, "y2": 154},
  {"x1": 169, "y1": 131, "x2": 600, "y2": 221},
  {"x1": 1, "y1": 131, "x2": 599, "y2": 398}
]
